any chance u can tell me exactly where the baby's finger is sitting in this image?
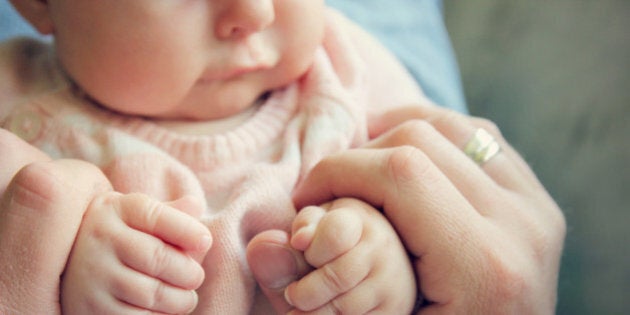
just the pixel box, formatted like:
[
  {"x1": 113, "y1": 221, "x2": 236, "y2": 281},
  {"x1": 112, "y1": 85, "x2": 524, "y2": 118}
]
[
  {"x1": 302, "y1": 205, "x2": 363, "y2": 268},
  {"x1": 284, "y1": 244, "x2": 370, "y2": 312},
  {"x1": 291, "y1": 205, "x2": 327, "y2": 251},
  {"x1": 286, "y1": 281, "x2": 385, "y2": 315},
  {"x1": 113, "y1": 193, "x2": 212, "y2": 253},
  {"x1": 111, "y1": 268, "x2": 198, "y2": 315},
  {"x1": 113, "y1": 226, "x2": 205, "y2": 290},
  {"x1": 166, "y1": 195, "x2": 205, "y2": 220}
]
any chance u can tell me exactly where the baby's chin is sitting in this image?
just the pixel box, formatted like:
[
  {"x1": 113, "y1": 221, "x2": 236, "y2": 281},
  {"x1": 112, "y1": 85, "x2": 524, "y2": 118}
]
[{"x1": 147, "y1": 90, "x2": 270, "y2": 121}]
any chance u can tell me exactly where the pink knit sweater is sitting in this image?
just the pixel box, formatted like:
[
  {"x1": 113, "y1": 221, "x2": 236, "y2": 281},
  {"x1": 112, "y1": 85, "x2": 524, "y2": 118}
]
[{"x1": 0, "y1": 9, "x2": 424, "y2": 313}]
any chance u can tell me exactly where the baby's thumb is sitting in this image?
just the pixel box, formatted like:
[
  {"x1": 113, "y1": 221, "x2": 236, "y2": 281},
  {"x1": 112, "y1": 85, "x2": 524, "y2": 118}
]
[{"x1": 247, "y1": 230, "x2": 312, "y2": 314}]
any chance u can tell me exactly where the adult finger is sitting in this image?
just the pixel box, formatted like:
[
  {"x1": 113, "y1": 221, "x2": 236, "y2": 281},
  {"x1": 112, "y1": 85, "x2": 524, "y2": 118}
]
[
  {"x1": 293, "y1": 144, "x2": 566, "y2": 313},
  {"x1": 467, "y1": 116, "x2": 546, "y2": 190},
  {"x1": 370, "y1": 106, "x2": 533, "y2": 191},
  {"x1": 0, "y1": 159, "x2": 111, "y2": 313},
  {"x1": 293, "y1": 147, "x2": 483, "y2": 259},
  {"x1": 0, "y1": 128, "x2": 50, "y2": 195},
  {"x1": 428, "y1": 108, "x2": 542, "y2": 191},
  {"x1": 366, "y1": 120, "x2": 504, "y2": 217},
  {"x1": 367, "y1": 106, "x2": 564, "y2": 234},
  {"x1": 247, "y1": 230, "x2": 312, "y2": 314}
]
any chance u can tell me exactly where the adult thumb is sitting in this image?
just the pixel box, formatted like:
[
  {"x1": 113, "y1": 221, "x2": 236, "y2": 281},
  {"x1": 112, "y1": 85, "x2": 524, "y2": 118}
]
[
  {"x1": 0, "y1": 159, "x2": 112, "y2": 314},
  {"x1": 247, "y1": 230, "x2": 311, "y2": 313}
]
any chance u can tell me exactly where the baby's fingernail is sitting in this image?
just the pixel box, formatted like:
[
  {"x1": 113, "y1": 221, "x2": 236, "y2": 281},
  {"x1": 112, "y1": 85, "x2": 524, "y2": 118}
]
[
  {"x1": 291, "y1": 224, "x2": 316, "y2": 250},
  {"x1": 187, "y1": 290, "x2": 198, "y2": 314},
  {"x1": 198, "y1": 234, "x2": 212, "y2": 251}
]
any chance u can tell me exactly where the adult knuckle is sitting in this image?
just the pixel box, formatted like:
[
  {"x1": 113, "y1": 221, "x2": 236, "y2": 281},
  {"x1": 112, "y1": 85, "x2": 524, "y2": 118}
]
[
  {"x1": 386, "y1": 146, "x2": 433, "y2": 184},
  {"x1": 550, "y1": 206, "x2": 567, "y2": 242},
  {"x1": 10, "y1": 160, "x2": 110, "y2": 211},
  {"x1": 14, "y1": 162, "x2": 58, "y2": 186},
  {"x1": 485, "y1": 248, "x2": 529, "y2": 303},
  {"x1": 392, "y1": 120, "x2": 435, "y2": 145},
  {"x1": 517, "y1": 198, "x2": 567, "y2": 264},
  {"x1": 433, "y1": 108, "x2": 467, "y2": 129},
  {"x1": 12, "y1": 161, "x2": 64, "y2": 204},
  {"x1": 533, "y1": 213, "x2": 567, "y2": 266}
]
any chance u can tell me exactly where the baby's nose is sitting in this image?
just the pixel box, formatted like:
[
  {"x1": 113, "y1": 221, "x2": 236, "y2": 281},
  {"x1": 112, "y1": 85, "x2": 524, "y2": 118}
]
[{"x1": 214, "y1": 0, "x2": 275, "y2": 39}]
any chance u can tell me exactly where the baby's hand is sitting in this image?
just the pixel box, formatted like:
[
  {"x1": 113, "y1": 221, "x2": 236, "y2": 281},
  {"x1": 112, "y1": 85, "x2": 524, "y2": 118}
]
[
  {"x1": 286, "y1": 198, "x2": 416, "y2": 314},
  {"x1": 61, "y1": 193, "x2": 212, "y2": 315}
]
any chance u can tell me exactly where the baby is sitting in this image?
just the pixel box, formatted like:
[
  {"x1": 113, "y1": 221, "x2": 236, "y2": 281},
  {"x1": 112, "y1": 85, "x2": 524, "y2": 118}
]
[{"x1": 1, "y1": 0, "x2": 428, "y2": 313}]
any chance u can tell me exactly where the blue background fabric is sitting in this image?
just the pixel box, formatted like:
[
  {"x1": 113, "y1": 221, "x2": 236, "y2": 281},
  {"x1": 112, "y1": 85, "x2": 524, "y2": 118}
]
[
  {"x1": 326, "y1": 0, "x2": 467, "y2": 112},
  {"x1": 0, "y1": 0, "x2": 466, "y2": 112},
  {"x1": 0, "y1": 0, "x2": 43, "y2": 41}
]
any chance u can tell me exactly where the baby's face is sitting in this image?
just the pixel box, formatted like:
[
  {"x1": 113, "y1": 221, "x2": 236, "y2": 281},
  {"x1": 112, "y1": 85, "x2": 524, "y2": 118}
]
[{"x1": 48, "y1": 0, "x2": 325, "y2": 120}]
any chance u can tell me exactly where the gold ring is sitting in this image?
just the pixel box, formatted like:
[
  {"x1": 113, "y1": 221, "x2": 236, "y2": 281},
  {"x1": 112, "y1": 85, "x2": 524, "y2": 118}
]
[{"x1": 463, "y1": 128, "x2": 501, "y2": 165}]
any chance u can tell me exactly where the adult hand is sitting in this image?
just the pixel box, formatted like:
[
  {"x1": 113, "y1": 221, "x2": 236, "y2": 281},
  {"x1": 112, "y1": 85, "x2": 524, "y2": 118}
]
[
  {"x1": 0, "y1": 129, "x2": 111, "y2": 314},
  {"x1": 292, "y1": 105, "x2": 566, "y2": 314}
]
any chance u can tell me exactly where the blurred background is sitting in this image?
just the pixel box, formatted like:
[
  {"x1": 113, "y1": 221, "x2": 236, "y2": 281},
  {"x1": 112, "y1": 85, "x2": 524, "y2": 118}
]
[
  {"x1": 1, "y1": 0, "x2": 627, "y2": 313},
  {"x1": 444, "y1": 1, "x2": 629, "y2": 314}
]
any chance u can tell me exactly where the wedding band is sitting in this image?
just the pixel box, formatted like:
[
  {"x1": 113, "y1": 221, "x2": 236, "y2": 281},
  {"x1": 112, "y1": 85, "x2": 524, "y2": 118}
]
[{"x1": 464, "y1": 128, "x2": 501, "y2": 165}]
